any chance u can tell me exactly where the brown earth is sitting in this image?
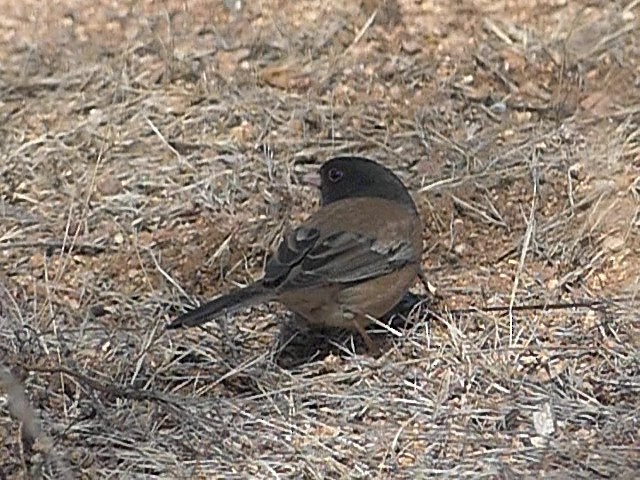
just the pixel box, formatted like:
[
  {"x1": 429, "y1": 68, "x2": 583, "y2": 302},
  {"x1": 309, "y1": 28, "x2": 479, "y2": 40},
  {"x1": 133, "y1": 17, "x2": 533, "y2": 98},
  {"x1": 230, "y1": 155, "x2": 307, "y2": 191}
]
[{"x1": 1, "y1": 0, "x2": 639, "y2": 478}]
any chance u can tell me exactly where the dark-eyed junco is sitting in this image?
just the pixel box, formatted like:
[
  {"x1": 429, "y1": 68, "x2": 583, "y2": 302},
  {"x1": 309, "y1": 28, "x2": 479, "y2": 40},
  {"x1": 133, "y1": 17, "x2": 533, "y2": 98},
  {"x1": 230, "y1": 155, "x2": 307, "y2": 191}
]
[{"x1": 167, "y1": 156, "x2": 424, "y2": 353}]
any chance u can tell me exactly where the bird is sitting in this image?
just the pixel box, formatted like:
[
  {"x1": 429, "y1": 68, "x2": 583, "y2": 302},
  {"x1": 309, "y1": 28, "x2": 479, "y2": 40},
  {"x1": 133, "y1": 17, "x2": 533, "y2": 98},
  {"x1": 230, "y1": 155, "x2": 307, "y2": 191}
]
[{"x1": 167, "y1": 156, "x2": 424, "y2": 354}]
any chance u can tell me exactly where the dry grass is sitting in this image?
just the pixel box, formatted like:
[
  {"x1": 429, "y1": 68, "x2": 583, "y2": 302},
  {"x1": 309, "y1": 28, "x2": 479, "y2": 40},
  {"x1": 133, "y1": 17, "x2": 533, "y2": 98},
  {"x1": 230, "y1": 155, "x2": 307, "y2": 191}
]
[{"x1": 1, "y1": 0, "x2": 639, "y2": 478}]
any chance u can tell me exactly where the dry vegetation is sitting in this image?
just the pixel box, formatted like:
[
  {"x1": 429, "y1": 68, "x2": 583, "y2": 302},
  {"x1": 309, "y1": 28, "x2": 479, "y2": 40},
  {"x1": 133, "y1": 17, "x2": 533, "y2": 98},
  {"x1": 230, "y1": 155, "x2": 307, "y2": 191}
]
[{"x1": 1, "y1": 0, "x2": 639, "y2": 478}]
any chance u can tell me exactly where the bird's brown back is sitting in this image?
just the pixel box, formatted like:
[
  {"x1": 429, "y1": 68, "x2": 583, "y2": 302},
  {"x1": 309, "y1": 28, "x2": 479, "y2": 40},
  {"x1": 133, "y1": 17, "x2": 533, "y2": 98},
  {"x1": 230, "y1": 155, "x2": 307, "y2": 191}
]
[{"x1": 304, "y1": 196, "x2": 423, "y2": 258}]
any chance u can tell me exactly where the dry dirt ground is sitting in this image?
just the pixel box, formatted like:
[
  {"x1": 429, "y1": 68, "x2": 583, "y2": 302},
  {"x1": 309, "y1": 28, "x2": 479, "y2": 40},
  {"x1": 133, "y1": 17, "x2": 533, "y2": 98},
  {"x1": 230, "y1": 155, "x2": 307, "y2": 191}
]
[{"x1": 1, "y1": 0, "x2": 639, "y2": 478}]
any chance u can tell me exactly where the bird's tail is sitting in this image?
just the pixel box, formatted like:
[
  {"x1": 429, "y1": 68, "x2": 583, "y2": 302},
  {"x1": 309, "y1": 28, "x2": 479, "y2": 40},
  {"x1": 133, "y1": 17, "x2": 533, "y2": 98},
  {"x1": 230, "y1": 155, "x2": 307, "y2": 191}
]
[{"x1": 167, "y1": 282, "x2": 275, "y2": 329}]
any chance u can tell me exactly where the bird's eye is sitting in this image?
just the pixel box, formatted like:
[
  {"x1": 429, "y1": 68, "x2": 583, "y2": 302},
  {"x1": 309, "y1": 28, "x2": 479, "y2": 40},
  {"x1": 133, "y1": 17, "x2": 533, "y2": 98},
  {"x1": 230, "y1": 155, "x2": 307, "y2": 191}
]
[{"x1": 327, "y1": 168, "x2": 343, "y2": 182}]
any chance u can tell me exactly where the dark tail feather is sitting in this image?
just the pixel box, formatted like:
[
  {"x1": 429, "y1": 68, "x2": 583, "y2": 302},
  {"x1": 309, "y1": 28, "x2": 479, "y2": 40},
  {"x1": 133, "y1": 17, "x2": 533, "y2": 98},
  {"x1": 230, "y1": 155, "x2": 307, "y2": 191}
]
[{"x1": 167, "y1": 282, "x2": 274, "y2": 329}]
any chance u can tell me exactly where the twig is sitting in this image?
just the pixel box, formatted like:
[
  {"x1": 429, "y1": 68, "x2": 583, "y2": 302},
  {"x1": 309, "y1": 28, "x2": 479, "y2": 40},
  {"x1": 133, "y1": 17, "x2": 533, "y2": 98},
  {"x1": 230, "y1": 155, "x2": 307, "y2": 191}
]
[
  {"x1": 344, "y1": 9, "x2": 378, "y2": 55},
  {"x1": 0, "y1": 241, "x2": 107, "y2": 255},
  {"x1": 508, "y1": 149, "x2": 539, "y2": 345},
  {"x1": 446, "y1": 296, "x2": 632, "y2": 316}
]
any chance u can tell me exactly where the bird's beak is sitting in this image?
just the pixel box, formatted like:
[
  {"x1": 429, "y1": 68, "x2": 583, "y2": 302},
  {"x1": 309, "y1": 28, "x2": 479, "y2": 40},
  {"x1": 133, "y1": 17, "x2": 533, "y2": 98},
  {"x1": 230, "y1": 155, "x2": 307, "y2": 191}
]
[{"x1": 302, "y1": 172, "x2": 321, "y2": 188}]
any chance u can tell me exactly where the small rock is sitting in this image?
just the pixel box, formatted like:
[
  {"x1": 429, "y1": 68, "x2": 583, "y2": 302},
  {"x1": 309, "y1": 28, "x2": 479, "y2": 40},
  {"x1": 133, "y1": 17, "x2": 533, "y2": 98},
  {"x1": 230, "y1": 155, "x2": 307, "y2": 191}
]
[
  {"x1": 568, "y1": 162, "x2": 584, "y2": 180},
  {"x1": 224, "y1": 0, "x2": 242, "y2": 12},
  {"x1": 453, "y1": 243, "x2": 467, "y2": 255},
  {"x1": 401, "y1": 39, "x2": 421, "y2": 55},
  {"x1": 97, "y1": 174, "x2": 122, "y2": 196},
  {"x1": 489, "y1": 101, "x2": 507, "y2": 114}
]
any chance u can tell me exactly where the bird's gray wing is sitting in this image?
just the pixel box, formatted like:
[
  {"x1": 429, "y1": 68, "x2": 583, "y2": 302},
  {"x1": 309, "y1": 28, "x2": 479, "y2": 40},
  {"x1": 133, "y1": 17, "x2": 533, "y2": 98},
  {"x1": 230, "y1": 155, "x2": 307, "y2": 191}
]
[{"x1": 264, "y1": 227, "x2": 417, "y2": 289}]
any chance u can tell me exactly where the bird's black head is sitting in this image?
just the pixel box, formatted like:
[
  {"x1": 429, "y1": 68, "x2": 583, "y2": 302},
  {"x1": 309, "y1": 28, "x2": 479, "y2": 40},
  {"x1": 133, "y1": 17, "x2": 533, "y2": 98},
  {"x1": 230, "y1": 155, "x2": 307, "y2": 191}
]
[{"x1": 318, "y1": 156, "x2": 417, "y2": 211}]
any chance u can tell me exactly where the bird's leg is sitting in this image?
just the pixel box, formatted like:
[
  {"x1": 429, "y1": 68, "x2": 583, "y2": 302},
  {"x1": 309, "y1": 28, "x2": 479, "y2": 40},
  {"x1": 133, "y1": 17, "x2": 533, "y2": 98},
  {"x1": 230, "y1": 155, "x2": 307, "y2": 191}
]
[
  {"x1": 352, "y1": 318, "x2": 381, "y2": 357},
  {"x1": 418, "y1": 268, "x2": 431, "y2": 293}
]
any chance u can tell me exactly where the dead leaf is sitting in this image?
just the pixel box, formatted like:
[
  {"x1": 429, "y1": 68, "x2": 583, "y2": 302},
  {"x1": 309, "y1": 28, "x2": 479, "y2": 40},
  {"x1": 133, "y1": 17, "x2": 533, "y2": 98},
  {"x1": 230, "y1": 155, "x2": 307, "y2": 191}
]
[
  {"x1": 217, "y1": 48, "x2": 250, "y2": 78},
  {"x1": 260, "y1": 64, "x2": 312, "y2": 90},
  {"x1": 580, "y1": 90, "x2": 614, "y2": 116},
  {"x1": 531, "y1": 401, "x2": 556, "y2": 447},
  {"x1": 500, "y1": 48, "x2": 526, "y2": 73},
  {"x1": 230, "y1": 120, "x2": 254, "y2": 143}
]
